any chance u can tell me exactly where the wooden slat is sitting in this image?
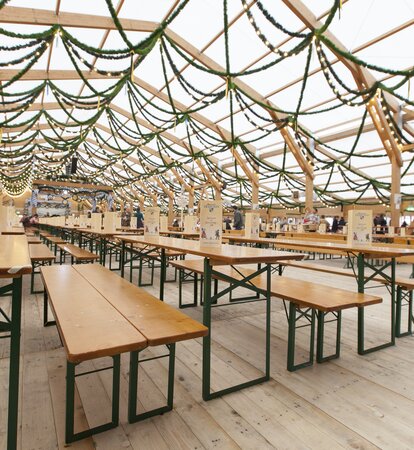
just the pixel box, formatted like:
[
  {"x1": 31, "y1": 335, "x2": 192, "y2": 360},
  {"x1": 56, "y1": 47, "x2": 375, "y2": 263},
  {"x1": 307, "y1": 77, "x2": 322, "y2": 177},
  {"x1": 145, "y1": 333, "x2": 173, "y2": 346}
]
[
  {"x1": 115, "y1": 235, "x2": 304, "y2": 265},
  {"x1": 73, "y1": 264, "x2": 208, "y2": 346},
  {"x1": 0, "y1": 235, "x2": 32, "y2": 276},
  {"x1": 29, "y1": 243, "x2": 55, "y2": 262},
  {"x1": 57, "y1": 243, "x2": 98, "y2": 261},
  {"x1": 40, "y1": 265, "x2": 147, "y2": 363}
]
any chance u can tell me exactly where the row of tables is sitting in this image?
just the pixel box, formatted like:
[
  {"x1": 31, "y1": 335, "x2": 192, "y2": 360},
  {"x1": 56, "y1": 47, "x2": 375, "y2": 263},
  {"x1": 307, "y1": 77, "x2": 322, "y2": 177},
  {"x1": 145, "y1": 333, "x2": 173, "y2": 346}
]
[{"x1": 3, "y1": 225, "x2": 414, "y2": 449}]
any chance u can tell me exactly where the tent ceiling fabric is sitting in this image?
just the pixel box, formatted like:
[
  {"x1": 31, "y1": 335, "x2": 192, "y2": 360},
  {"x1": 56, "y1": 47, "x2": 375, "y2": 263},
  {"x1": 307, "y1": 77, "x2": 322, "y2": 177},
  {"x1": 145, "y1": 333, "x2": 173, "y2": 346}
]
[{"x1": 0, "y1": 0, "x2": 413, "y2": 208}]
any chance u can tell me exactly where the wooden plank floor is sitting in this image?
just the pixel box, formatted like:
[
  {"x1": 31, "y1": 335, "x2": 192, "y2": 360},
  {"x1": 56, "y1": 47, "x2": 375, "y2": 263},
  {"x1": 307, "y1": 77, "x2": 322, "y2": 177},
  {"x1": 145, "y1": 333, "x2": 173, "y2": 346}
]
[{"x1": 1, "y1": 256, "x2": 414, "y2": 449}]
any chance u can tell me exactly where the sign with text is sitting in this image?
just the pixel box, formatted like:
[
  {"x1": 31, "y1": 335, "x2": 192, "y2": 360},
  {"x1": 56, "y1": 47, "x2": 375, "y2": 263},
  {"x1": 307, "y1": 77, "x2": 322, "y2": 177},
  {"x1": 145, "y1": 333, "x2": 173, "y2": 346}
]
[
  {"x1": 347, "y1": 210, "x2": 372, "y2": 244},
  {"x1": 160, "y1": 215, "x2": 168, "y2": 232},
  {"x1": 144, "y1": 207, "x2": 160, "y2": 236},
  {"x1": 184, "y1": 215, "x2": 197, "y2": 233},
  {"x1": 91, "y1": 213, "x2": 102, "y2": 231},
  {"x1": 245, "y1": 211, "x2": 260, "y2": 238},
  {"x1": 200, "y1": 200, "x2": 222, "y2": 246},
  {"x1": 103, "y1": 211, "x2": 117, "y2": 232}
]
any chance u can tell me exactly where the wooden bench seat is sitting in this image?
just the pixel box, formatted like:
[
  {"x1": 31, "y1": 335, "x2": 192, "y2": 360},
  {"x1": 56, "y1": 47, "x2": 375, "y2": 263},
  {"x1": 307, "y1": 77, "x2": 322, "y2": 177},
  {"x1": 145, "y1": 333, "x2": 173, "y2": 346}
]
[
  {"x1": 57, "y1": 243, "x2": 99, "y2": 264},
  {"x1": 27, "y1": 236, "x2": 41, "y2": 244},
  {"x1": 170, "y1": 258, "x2": 382, "y2": 371},
  {"x1": 280, "y1": 260, "x2": 414, "y2": 337},
  {"x1": 29, "y1": 243, "x2": 55, "y2": 293},
  {"x1": 40, "y1": 264, "x2": 207, "y2": 443}
]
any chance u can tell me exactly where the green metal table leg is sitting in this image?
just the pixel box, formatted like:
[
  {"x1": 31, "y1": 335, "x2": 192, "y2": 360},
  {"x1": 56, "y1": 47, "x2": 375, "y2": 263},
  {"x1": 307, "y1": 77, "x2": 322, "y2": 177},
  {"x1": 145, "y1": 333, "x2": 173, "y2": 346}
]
[
  {"x1": 120, "y1": 240, "x2": 126, "y2": 278},
  {"x1": 159, "y1": 248, "x2": 166, "y2": 301},
  {"x1": 128, "y1": 345, "x2": 175, "y2": 423},
  {"x1": 202, "y1": 258, "x2": 212, "y2": 401},
  {"x1": 7, "y1": 276, "x2": 23, "y2": 450},
  {"x1": 358, "y1": 254, "x2": 395, "y2": 354}
]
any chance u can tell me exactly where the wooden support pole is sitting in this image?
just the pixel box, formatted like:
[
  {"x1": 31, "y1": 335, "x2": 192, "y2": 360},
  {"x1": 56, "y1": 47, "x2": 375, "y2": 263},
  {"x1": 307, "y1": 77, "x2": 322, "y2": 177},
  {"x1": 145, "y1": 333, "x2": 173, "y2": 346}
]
[
  {"x1": 305, "y1": 141, "x2": 314, "y2": 210},
  {"x1": 391, "y1": 154, "x2": 401, "y2": 227},
  {"x1": 168, "y1": 196, "x2": 174, "y2": 225},
  {"x1": 251, "y1": 170, "x2": 259, "y2": 208}
]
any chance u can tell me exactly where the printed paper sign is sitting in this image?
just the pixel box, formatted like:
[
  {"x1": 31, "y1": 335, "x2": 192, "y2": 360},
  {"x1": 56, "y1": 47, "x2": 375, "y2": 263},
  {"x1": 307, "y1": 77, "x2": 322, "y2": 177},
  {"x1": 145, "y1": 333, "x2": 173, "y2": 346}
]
[
  {"x1": 347, "y1": 210, "x2": 372, "y2": 244},
  {"x1": 144, "y1": 207, "x2": 160, "y2": 236},
  {"x1": 184, "y1": 215, "x2": 197, "y2": 233},
  {"x1": 245, "y1": 211, "x2": 260, "y2": 238},
  {"x1": 103, "y1": 211, "x2": 117, "y2": 232},
  {"x1": 91, "y1": 213, "x2": 102, "y2": 231},
  {"x1": 160, "y1": 215, "x2": 168, "y2": 232},
  {"x1": 200, "y1": 200, "x2": 222, "y2": 246}
]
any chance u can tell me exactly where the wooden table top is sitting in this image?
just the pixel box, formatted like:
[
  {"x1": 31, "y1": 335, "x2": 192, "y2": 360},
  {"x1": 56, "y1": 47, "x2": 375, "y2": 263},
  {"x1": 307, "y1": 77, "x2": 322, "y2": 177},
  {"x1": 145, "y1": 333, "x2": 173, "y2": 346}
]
[
  {"x1": 115, "y1": 235, "x2": 304, "y2": 265},
  {"x1": 160, "y1": 231, "x2": 199, "y2": 238},
  {"x1": 273, "y1": 238, "x2": 414, "y2": 258},
  {"x1": 41, "y1": 265, "x2": 146, "y2": 362},
  {"x1": 0, "y1": 235, "x2": 32, "y2": 276},
  {"x1": 1, "y1": 228, "x2": 26, "y2": 235},
  {"x1": 75, "y1": 264, "x2": 208, "y2": 345}
]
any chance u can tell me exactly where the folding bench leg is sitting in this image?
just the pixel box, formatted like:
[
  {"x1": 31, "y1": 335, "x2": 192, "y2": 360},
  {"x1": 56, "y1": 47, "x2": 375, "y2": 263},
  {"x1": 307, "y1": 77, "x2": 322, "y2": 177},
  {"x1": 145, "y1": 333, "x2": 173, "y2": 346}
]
[
  {"x1": 128, "y1": 343, "x2": 176, "y2": 423},
  {"x1": 65, "y1": 355, "x2": 120, "y2": 444},
  {"x1": 316, "y1": 310, "x2": 342, "y2": 363},
  {"x1": 43, "y1": 291, "x2": 56, "y2": 327},
  {"x1": 395, "y1": 287, "x2": 413, "y2": 338},
  {"x1": 179, "y1": 271, "x2": 198, "y2": 308},
  {"x1": 287, "y1": 302, "x2": 315, "y2": 372}
]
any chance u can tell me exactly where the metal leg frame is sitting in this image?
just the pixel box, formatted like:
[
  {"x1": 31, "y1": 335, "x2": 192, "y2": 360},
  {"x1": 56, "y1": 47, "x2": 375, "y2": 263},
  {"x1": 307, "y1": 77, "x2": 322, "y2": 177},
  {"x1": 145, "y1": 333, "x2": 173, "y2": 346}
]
[
  {"x1": 31, "y1": 260, "x2": 53, "y2": 294},
  {"x1": 356, "y1": 254, "x2": 396, "y2": 355},
  {"x1": 286, "y1": 301, "x2": 315, "y2": 372},
  {"x1": 0, "y1": 277, "x2": 23, "y2": 450},
  {"x1": 178, "y1": 269, "x2": 199, "y2": 308},
  {"x1": 316, "y1": 310, "x2": 342, "y2": 363},
  {"x1": 43, "y1": 290, "x2": 56, "y2": 327},
  {"x1": 395, "y1": 287, "x2": 413, "y2": 337},
  {"x1": 128, "y1": 344, "x2": 176, "y2": 423},
  {"x1": 202, "y1": 260, "x2": 271, "y2": 400},
  {"x1": 65, "y1": 355, "x2": 121, "y2": 444}
]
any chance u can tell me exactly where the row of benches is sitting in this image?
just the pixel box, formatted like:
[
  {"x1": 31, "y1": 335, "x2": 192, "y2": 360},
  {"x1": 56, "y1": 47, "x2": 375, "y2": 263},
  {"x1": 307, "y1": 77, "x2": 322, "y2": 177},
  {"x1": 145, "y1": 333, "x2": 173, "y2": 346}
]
[
  {"x1": 40, "y1": 264, "x2": 208, "y2": 443},
  {"x1": 169, "y1": 259, "x2": 383, "y2": 371}
]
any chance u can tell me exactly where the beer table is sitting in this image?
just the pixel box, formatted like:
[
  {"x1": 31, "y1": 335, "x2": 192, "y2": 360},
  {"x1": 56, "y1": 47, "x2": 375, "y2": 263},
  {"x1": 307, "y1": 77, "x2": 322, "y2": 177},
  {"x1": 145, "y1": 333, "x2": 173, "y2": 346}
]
[
  {"x1": 160, "y1": 230, "x2": 199, "y2": 239},
  {"x1": 115, "y1": 235, "x2": 302, "y2": 400},
  {"x1": 266, "y1": 238, "x2": 414, "y2": 354},
  {"x1": 0, "y1": 236, "x2": 32, "y2": 450}
]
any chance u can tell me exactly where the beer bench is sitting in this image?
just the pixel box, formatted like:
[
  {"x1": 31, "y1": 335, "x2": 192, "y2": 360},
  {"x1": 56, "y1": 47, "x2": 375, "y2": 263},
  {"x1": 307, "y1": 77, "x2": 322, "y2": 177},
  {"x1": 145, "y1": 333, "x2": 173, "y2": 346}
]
[
  {"x1": 170, "y1": 259, "x2": 382, "y2": 371},
  {"x1": 57, "y1": 243, "x2": 99, "y2": 265},
  {"x1": 40, "y1": 264, "x2": 207, "y2": 444},
  {"x1": 29, "y1": 243, "x2": 55, "y2": 294},
  {"x1": 280, "y1": 260, "x2": 414, "y2": 338}
]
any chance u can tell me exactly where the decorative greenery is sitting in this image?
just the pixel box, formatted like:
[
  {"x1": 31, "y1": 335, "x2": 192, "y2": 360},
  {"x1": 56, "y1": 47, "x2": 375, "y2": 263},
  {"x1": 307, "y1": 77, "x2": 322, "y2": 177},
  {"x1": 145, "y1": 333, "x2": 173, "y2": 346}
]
[{"x1": 0, "y1": 0, "x2": 413, "y2": 206}]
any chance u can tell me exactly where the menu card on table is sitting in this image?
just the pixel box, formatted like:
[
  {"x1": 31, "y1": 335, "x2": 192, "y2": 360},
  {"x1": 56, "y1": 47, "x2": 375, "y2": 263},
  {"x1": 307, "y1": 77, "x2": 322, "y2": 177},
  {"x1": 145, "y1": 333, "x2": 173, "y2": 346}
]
[
  {"x1": 200, "y1": 200, "x2": 222, "y2": 246},
  {"x1": 245, "y1": 211, "x2": 260, "y2": 238},
  {"x1": 347, "y1": 210, "x2": 372, "y2": 244},
  {"x1": 144, "y1": 207, "x2": 160, "y2": 236}
]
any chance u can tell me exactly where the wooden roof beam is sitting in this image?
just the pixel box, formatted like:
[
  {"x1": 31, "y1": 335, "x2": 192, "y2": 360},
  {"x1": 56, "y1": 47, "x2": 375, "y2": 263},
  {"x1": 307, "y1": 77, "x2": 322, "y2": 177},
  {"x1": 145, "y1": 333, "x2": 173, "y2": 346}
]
[{"x1": 282, "y1": 0, "x2": 403, "y2": 167}]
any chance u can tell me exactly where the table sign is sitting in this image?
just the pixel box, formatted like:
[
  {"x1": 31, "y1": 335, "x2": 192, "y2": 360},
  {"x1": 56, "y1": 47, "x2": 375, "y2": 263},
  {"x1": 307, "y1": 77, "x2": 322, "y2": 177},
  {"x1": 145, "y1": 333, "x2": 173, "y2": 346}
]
[
  {"x1": 319, "y1": 223, "x2": 327, "y2": 233},
  {"x1": 160, "y1": 215, "x2": 168, "y2": 232},
  {"x1": 401, "y1": 227, "x2": 406, "y2": 236},
  {"x1": 297, "y1": 224, "x2": 304, "y2": 233},
  {"x1": 91, "y1": 213, "x2": 102, "y2": 231},
  {"x1": 103, "y1": 211, "x2": 117, "y2": 232},
  {"x1": 144, "y1": 207, "x2": 160, "y2": 236},
  {"x1": 275, "y1": 223, "x2": 281, "y2": 232},
  {"x1": 184, "y1": 215, "x2": 197, "y2": 233},
  {"x1": 245, "y1": 211, "x2": 260, "y2": 238},
  {"x1": 115, "y1": 215, "x2": 121, "y2": 229},
  {"x1": 388, "y1": 226, "x2": 394, "y2": 235},
  {"x1": 200, "y1": 200, "x2": 222, "y2": 246},
  {"x1": 347, "y1": 210, "x2": 372, "y2": 244},
  {"x1": 79, "y1": 214, "x2": 87, "y2": 228}
]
